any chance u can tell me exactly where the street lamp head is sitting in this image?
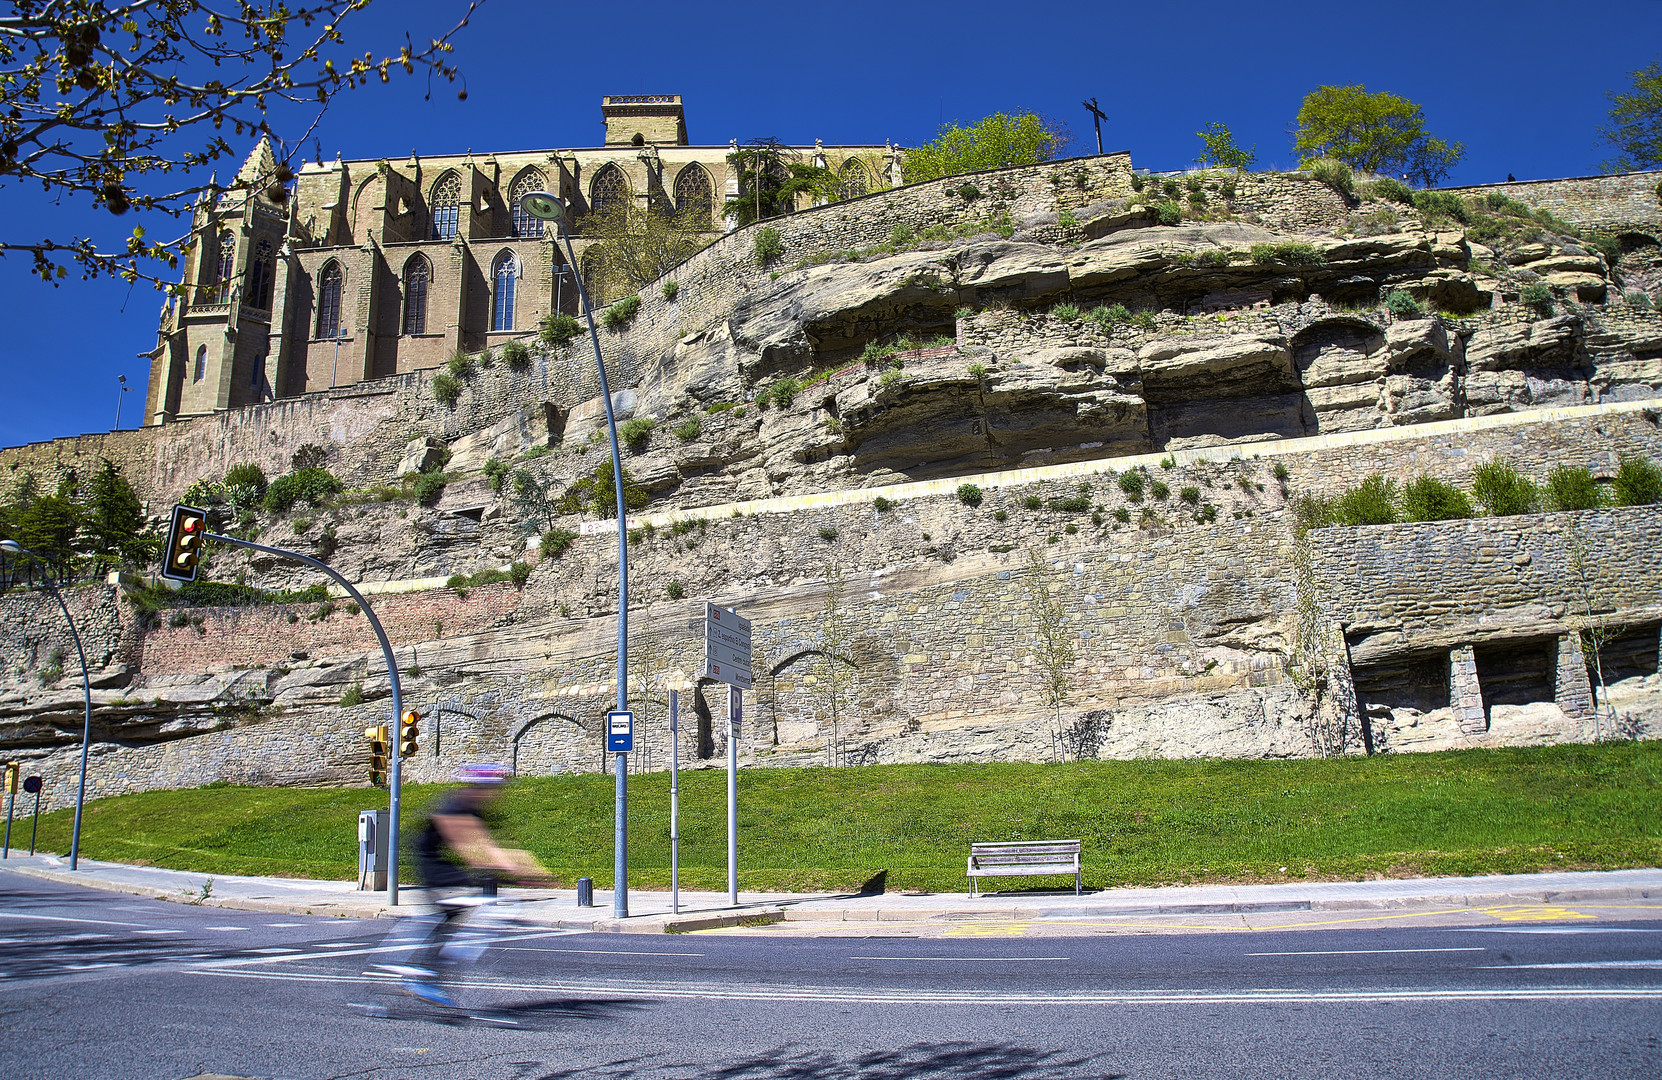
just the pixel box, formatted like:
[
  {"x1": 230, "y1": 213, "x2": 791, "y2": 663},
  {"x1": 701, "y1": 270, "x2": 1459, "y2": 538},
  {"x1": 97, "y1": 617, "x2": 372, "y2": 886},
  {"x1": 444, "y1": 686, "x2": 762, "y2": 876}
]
[
  {"x1": 0, "y1": 540, "x2": 24, "y2": 557},
  {"x1": 518, "y1": 191, "x2": 567, "y2": 224}
]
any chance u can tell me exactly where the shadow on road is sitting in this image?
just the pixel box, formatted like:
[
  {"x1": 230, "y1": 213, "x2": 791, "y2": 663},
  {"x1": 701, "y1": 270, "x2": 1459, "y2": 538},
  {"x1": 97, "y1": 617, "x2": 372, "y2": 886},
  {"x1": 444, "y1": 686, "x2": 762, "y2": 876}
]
[{"x1": 530, "y1": 1042, "x2": 1121, "y2": 1079}]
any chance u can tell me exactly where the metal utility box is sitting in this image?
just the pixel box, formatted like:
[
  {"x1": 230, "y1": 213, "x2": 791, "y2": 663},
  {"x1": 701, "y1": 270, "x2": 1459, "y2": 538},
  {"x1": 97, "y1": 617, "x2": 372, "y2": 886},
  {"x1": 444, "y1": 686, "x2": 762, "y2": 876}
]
[{"x1": 357, "y1": 809, "x2": 388, "y2": 891}]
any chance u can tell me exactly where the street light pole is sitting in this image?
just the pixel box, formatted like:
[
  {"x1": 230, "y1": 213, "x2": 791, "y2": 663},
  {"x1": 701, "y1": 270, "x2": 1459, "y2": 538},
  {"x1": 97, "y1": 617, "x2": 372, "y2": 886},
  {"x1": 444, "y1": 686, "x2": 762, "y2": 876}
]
[
  {"x1": 114, "y1": 375, "x2": 130, "y2": 431},
  {"x1": 520, "y1": 190, "x2": 631, "y2": 919},
  {"x1": 0, "y1": 541, "x2": 94, "y2": 871}
]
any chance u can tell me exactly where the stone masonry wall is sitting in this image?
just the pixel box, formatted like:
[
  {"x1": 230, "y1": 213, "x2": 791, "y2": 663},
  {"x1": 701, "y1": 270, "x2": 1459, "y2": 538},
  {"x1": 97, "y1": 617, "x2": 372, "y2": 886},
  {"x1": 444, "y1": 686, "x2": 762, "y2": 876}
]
[{"x1": 1439, "y1": 171, "x2": 1662, "y2": 235}]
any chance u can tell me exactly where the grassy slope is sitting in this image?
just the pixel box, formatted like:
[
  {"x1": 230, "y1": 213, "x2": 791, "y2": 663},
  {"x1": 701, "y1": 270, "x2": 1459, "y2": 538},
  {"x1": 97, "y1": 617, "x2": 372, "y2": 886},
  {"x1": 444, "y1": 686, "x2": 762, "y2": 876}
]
[{"x1": 23, "y1": 741, "x2": 1662, "y2": 892}]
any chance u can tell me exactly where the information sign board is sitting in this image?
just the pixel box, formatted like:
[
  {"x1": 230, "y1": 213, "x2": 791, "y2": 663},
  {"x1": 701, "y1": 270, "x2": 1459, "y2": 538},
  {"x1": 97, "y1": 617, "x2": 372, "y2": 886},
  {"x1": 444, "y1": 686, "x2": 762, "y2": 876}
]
[
  {"x1": 703, "y1": 604, "x2": 753, "y2": 689},
  {"x1": 607, "y1": 710, "x2": 634, "y2": 753}
]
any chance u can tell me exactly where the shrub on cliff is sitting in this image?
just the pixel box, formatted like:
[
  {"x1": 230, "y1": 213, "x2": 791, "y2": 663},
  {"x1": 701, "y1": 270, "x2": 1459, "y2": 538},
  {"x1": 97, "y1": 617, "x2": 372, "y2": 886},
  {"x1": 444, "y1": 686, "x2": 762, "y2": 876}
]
[
  {"x1": 1154, "y1": 200, "x2": 1182, "y2": 226},
  {"x1": 1545, "y1": 466, "x2": 1606, "y2": 511},
  {"x1": 410, "y1": 472, "x2": 447, "y2": 507},
  {"x1": 432, "y1": 372, "x2": 463, "y2": 407},
  {"x1": 501, "y1": 341, "x2": 531, "y2": 371},
  {"x1": 1520, "y1": 282, "x2": 1555, "y2": 317},
  {"x1": 753, "y1": 227, "x2": 784, "y2": 266},
  {"x1": 221, "y1": 464, "x2": 268, "y2": 497},
  {"x1": 956, "y1": 483, "x2": 983, "y2": 507},
  {"x1": 1307, "y1": 158, "x2": 1354, "y2": 199},
  {"x1": 620, "y1": 417, "x2": 656, "y2": 452},
  {"x1": 1367, "y1": 177, "x2": 1415, "y2": 205},
  {"x1": 264, "y1": 468, "x2": 343, "y2": 514},
  {"x1": 540, "y1": 313, "x2": 581, "y2": 347},
  {"x1": 1402, "y1": 475, "x2": 1473, "y2": 522},
  {"x1": 1471, "y1": 460, "x2": 1538, "y2": 516},
  {"x1": 540, "y1": 528, "x2": 578, "y2": 559},
  {"x1": 1614, "y1": 456, "x2": 1662, "y2": 506},
  {"x1": 601, "y1": 294, "x2": 641, "y2": 331},
  {"x1": 1331, "y1": 475, "x2": 1398, "y2": 526},
  {"x1": 1385, "y1": 290, "x2": 1426, "y2": 319}
]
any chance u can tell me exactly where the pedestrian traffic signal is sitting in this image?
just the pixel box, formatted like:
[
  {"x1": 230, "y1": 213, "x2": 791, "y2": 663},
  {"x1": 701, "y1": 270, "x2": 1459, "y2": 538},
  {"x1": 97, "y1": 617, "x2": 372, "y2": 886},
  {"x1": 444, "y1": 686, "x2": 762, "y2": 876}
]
[
  {"x1": 364, "y1": 724, "x2": 389, "y2": 787},
  {"x1": 3, "y1": 763, "x2": 17, "y2": 795},
  {"x1": 399, "y1": 710, "x2": 420, "y2": 757},
  {"x1": 160, "y1": 504, "x2": 209, "y2": 583}
]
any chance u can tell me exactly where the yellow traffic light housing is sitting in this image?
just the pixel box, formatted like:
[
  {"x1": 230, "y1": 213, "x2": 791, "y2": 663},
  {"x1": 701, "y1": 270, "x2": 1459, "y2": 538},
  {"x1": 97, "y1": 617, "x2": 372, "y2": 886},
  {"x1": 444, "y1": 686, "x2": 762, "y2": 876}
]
[
  {"x1": 3, "y1": 762, "x2": 18, "y2": 795},
  {"x1": 399, "y1": 710, "x2": 421, "y2": 757},
  {"x1": 161, "y1": 504, "x2": 209, "y2": 583},
  {"x1": 364, "y1": 724, "x2": 389, "y2": 787}
]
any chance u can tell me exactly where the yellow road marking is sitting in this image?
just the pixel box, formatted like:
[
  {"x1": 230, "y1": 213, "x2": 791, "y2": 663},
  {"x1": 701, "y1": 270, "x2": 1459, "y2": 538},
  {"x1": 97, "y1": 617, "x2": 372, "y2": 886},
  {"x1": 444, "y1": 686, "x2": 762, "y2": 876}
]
[
  {"x1": 1476, "y1": 904, "x2": 1596, "y2": 921},
  {"x1": 944, "y1": 922, "x2": 1029, "y2": 936}
]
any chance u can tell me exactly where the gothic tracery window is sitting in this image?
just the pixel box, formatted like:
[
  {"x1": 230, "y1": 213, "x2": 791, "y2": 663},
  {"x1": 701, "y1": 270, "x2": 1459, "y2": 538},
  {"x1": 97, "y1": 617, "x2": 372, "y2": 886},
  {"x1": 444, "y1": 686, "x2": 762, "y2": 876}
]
[
  {"x1": 492, "y1": 251, "x2": 517, "y2": 332},
  {"x1": 430, "y1": 172, "x2": 461, "y2": 241},
  {"x1": 403, "y1": 255, "x2": 430, "y2": 335},
  {"x1": 839, "y1": 160, "x2": 871, "y2": 201},
  {"x1": 673, "y1": 164, "x2": 713, "y2": 222},
  {"x1": 510, "y1": 170, "x2": 548, "y2": 238},
  {"x1": 212, "y1": 229, "x2": 236, "y2": 300},
  {"x1": 246, "y1": 239, "x2": 275, "y2": 311},
  {"x1": 316, "y1": 261, "x2": 343, "y2": 338},
  {"x1": 589, "y1": 163, "x2": 629, "y2": 218},
  {"x1": 194, "y1": 344, "x2": 207, "y2": 382}
]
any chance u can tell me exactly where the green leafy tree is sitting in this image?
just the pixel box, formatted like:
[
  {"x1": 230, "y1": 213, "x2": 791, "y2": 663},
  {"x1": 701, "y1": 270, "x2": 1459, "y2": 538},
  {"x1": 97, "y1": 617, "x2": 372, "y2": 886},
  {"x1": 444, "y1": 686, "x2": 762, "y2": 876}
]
[
  {"x1": 1402, "y1": 475, "x2": 1474, "y2": 522},
  {"x1": 1471, "y1": 460, "x2": 1538, "y2": 516},
  {"x1": 15, "y1": 494, "x2": 81, "y2": 581},
  {"x1": 1546, "y1": 466, "x2": 1606, "y2": 512},
  {"x1": 1292, "y1": 85, "x2": 1466, "y2": 186},
  {"x1": 83, "y1": 459, "x2": 149, "y2": 570},
  {"x1": 1195, "y1": 122, "x2": 1256, "y2": 169},
  {"x1": 723, "y1": 139, "x2": 840, "y2": 227},
  {"x1": 1599, "y1": 58, "x2": 1662, "y2": 172},
  {"x1": 1613, "y1": 455, "x2": 1662, "y2": 506},
  {"x1": 902, "y1": 112, "x2": 1073, "y2": 184},
  {"x1": 0, "y1": 0, "x2": 485, "y2": 285}
]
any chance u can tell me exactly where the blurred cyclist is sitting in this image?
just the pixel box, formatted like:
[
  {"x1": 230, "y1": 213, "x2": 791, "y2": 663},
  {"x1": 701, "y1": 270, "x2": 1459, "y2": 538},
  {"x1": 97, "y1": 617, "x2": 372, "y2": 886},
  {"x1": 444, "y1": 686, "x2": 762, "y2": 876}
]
[{"x1": 380, "y1": 763, "x2": 552, "y2": 1007}]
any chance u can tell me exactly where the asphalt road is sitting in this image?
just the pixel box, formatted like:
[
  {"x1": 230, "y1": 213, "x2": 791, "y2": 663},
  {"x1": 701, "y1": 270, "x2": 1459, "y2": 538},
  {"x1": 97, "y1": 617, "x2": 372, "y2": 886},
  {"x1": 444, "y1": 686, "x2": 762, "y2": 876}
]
[{"x1": 1, "y1": 869, "x2": 1659, "y2": 1080}]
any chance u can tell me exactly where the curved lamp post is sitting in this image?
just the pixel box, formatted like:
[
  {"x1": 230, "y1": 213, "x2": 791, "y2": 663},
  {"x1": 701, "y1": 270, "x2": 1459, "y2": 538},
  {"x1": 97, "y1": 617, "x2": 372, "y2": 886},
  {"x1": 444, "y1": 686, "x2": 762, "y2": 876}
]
[
  {"x1": 519, "y1": 190, "x2": 631, "y2": 919},
  {"x1": 0, "y1": 540, "x2": 93, "y2": 870}
]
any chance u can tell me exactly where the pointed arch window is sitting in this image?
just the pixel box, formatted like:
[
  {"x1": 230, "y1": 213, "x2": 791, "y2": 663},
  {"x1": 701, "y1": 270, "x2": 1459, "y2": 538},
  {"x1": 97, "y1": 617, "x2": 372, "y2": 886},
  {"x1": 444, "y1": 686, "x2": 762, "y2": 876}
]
[
  {"x1": 403, "y1": 255, "x2": 430, "y2": 335},
  {"x1": 839, "y1": 160, "x2": 870, "y2": 201},
  {"x1": 492, "y1": 251, "x2": 517, "y2": 332},
  {"x1": 246, "y1": 239, "x2": 275, "y2": 311},
  {"x1": 430, "y1": 172, "x2": 461, "y2": 241},
  {"x1": 194, "y1": 344, "x2": 207, "y2": 382},
  {"x1": 673, "y1": 164, "x2": 713, "y2": 221},
  {"x1": 589, "y1": 163, "x2": 629, "y2": 218},
  {"x1": 316, "y1": 261, "x2": 343, "y2": 338},
  {"x1": 510, "y1": 170, "x2": 548, "y2": 237},
  {"x1": 214, "y1": 231, "x2": 236, "y2": 302}
]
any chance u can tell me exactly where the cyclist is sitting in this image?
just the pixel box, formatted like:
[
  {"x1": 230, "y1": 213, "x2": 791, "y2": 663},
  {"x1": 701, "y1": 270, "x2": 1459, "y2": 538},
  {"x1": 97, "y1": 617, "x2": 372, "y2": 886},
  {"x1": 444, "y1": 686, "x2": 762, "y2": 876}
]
[{"x1": 383, "y1": 763, "x2": 552, "y2": 1007}]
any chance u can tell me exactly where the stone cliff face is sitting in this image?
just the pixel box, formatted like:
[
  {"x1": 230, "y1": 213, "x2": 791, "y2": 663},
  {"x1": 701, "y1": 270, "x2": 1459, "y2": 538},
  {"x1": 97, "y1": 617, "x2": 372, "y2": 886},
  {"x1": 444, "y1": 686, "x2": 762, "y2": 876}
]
[{"x1": 3, "y1": 156, "x2": 1662, "y2": 806}]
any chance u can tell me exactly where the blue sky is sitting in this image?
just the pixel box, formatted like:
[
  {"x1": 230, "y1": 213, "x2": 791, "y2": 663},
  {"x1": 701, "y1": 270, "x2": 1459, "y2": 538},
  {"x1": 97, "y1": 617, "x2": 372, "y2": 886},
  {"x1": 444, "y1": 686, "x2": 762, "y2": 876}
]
[{"x1": 2, "y1": 0, "x2": 1660, "y2": 450}]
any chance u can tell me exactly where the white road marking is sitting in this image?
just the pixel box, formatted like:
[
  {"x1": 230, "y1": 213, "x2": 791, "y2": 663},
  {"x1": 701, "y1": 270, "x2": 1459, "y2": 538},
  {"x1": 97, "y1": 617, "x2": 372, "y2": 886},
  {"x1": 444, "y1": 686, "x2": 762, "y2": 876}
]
[
  {"x1": 1486, "y1": 959, "x2": 1662, "y2": 970},
  {"x1": 133, "y1": 929, "x2": 184, "y2": 935},
  {"x1": 0, "y1": 912, "x2": 150, "y2": 928},
  {"x1": 1458, "y1": 927, "x2": 1662, "y2": 935},
  {"x1": 203, "y1": 926, "x2": 251, "y2": 932},
  {"x1": 1247, "y1": 948, "x2": 1486, "y2": 956},
  {"x1": 249, "y1": 948, "x2": 302, "y2": 955},
  {"x1": 849, "y1": 956, "x2": 1071, "y2": 962},
  {"x1": 193, "y1": 928, "x2": 581, "y2": 969},
  {"x1": 314, "y1": 942, "x2": 366, "y2": 948},
  {"x1": 492, "y1": 947, "x2": 705, "y2": 957},
  {"x1": 192, "y1": 968, "x2": 1662, "y2": 1005}
]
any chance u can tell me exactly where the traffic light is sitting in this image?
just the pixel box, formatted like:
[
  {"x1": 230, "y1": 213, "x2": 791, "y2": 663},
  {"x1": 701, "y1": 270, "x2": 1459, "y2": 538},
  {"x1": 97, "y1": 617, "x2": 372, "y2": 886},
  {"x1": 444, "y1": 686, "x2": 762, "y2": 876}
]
[
  {"x1": 3, "y1": 763, "x2": 17, "y2": 795},
  {"x1": 160, "y1": 504, "x2": 209, "y2": 583},
  {"x1": 364, "y1": 725, "x2": 388, "y2": 787},
  {"x1": 399, "y1": 711, "x2": 421, "y2": 757}
]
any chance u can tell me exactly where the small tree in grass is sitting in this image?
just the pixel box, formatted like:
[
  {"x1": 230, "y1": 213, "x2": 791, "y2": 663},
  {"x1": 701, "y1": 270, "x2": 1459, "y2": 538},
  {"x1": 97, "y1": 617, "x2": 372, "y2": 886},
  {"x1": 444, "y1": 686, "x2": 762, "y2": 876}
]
[{"x1": 1018, "y1": 547, "x2": 1076, "y2": 761}]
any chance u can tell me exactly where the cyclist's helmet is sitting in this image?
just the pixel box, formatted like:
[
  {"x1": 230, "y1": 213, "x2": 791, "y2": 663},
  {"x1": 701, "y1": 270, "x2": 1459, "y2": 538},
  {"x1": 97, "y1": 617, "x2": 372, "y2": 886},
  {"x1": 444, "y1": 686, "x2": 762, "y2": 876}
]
[{"x1": 454, "y1": 763, "x2": 512, "y2": 786}]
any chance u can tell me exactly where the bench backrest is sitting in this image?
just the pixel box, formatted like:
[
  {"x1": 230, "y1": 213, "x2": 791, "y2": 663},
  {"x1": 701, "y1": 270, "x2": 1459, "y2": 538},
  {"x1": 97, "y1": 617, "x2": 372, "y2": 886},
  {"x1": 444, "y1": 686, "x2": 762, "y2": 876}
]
[{"x1": 970, "y1": 841, "x2": 1080, "y2": 863}]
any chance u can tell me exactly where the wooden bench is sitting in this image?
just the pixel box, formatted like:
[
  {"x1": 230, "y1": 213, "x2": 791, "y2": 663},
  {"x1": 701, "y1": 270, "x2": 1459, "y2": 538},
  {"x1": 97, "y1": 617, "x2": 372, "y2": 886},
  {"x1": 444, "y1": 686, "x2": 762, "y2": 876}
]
[{"x1": 967, "y1": 840, "x2": 1082, "y2": 896}]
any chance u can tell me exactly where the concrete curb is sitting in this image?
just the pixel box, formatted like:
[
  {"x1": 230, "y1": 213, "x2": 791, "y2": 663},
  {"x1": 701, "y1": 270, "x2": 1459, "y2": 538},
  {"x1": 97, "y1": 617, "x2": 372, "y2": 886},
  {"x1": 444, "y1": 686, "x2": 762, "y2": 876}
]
[{"x1": 8, "y1": 864, "x2": 394, "y2": 919}]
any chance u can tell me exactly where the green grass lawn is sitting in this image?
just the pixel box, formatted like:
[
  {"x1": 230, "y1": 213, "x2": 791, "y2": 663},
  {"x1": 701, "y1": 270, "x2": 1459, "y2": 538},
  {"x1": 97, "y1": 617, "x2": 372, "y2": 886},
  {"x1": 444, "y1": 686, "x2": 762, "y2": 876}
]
[{"x1": 21, "y1": 741, "x2": 1662, "y2": 893}]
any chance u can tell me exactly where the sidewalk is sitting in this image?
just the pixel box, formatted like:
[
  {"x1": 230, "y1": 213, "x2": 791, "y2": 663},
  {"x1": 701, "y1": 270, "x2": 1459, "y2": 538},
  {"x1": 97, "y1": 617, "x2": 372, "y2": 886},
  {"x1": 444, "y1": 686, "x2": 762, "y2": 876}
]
[{"x1": 5, "y1": 854, "x2": 1660, "y2": 934}]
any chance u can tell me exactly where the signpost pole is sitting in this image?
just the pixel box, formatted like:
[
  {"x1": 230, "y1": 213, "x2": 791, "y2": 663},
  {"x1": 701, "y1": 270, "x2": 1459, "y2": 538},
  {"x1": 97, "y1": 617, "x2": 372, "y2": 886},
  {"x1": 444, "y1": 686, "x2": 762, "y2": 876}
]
[
  {"x1": 727, "y1": 683, "x2": 739, "y2": 907},
  {"x1": 28, "y1": 781, "x2": 41, "y2": 856},
  {"x1": 670, "y1": 688, "x2": 680, "y2": 915}
]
